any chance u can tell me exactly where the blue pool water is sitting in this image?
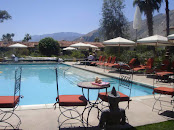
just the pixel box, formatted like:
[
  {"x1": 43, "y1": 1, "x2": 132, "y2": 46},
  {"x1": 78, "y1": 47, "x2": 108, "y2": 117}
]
[{"x1": 0, "y1": 63, "x2": 153, "y2": 105}]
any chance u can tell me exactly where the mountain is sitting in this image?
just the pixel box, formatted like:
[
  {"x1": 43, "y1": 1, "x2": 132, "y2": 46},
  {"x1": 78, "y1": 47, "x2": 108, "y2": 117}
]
[
  {"x1": 29, "y1": 32, "x2": 84, "y2": 42},
  {"x1": 75, "y1": 10, "x2": 174, "y2": 42}
]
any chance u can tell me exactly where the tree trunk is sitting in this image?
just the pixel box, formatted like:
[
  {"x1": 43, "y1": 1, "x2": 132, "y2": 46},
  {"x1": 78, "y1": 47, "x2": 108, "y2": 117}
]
[
  {"x1": 165, "y1": 0, "x2": 169, "y2": 36},
  {"x1": 146, "y1": 7, "x2": 153, "y2": 36}
]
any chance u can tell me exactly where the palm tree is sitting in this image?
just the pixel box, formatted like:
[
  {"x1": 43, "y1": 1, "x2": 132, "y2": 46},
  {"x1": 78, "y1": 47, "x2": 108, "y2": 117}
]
[
  {"x1": 133, "y1": 0, "x2": 163, "y2": 36},
  {"x1": 1, "y1": 33, "x2": 14, "y2": 42},
  {"x1": 165, "y1": 0, "x2": 169, "y2": 36},
  {"x1": 23, "y1": 33, "x2": 31, "y2": 42}
]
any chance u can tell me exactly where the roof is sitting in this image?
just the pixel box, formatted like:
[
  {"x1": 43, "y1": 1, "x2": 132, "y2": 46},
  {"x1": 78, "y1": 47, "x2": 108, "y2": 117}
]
[
  {"x1": 0, "y1": 41, "x2": 105, "y2": 48},
  {"x1": 0, "y1": 41, "x2": 39, "y2": 48}
]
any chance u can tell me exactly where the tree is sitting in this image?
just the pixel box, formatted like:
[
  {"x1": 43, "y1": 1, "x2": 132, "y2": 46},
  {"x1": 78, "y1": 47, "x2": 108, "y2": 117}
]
[
  {"x1": 100, "y1": 0, "x2": 129, "y2": 40},
  {"x1": 1, "y1": 33, "x2": 15, "y2": 42},
  {"x1": 94, "y1": 37, "x2": 100, "y2": 42},
  {"x1": 165, "y1": 0, "x2": 169, "y2": 36},
  {"x1": 0, "y1": 10, "x2": 11, "y2": 23},
  {"x1": 39, "y1": 37, "x2": 60, "y2": 56},
  {"x1": 23, "y1": 33, "x2": 32, "y2": 42},
  {"x1": 133, "y1": 0, "x2": 163, "y2": 36}
]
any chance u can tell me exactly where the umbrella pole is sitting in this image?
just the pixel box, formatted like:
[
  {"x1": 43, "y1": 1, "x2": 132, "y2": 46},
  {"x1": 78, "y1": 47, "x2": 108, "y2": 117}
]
[
  {"x1": 118, "y1": 45, "x2": 120, "y2": 61},
  {"x1": 135, "y1": 29, "x2": 137, "y2": 42}
]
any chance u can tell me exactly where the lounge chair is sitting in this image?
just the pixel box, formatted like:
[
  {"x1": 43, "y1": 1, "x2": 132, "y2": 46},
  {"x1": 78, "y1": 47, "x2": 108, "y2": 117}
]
[
  {"x1": 108, "y1": 58, "x2": 137, "y2": 72},
  {"x1": 90, "y1": 55, "x2": 102, "y2": 66},
  {"x1": 155, "y1": 61, "x2": 174, "y2": 82},
  {"x1": 0, "y1": 67, "x2": 23, "y2": 129},
  {"x1": 54, "y1": 68, "x2": 87, "y2": 128},
  {"x1": 96, "y1": 56, "x2": 106, "y2": 66},
  {"x1": 133, "y1": 58, "x2": 154, "y2": 73},
  {"x1": 105, "y1": 56, "x2": 116, "y2": 66},
  {"x1": 99, "y1": 56, "x2": 112, "y2": 66},
  {"x1": 155, "y1": 59, "x2": 170, "y2": 72}
]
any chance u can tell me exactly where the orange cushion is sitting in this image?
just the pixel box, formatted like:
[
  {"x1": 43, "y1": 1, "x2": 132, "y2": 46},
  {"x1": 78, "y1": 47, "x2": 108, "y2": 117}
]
[
  {"x1": 57, "y1": 95, "x2": 87, "y2": 106},
  {"x1": 0, "y1": 96, "x2": 20, "y2": 108},
  {"x1": 156, "y1": 72, "x2": 174, "y2": 77},
  {"x1": 98, "y1": 91, "x2": 130, "y2": 102},
  {"x1": 153, "y1": 87, "x2": 174, "y2": 96},
  {"x1": 108, "y1": 63, "x2": 120, "y2": 68},
  {"x1": 133, "y1": 66, "x2": 146, "y2": 71}
]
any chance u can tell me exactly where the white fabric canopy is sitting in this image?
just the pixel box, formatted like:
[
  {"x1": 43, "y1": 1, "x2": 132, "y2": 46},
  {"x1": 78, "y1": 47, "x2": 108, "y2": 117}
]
[
  {"x1": 86, "y1": 44, "x2": 98, "y2": 48},
  {"x1": 103, "y1": 37, "x2": 135, "y2": 46},
  {"x1": 168, "y1": 34, "x2": 174, "y2": 40},
  {"x1": 9, "y1": 43, "x2": 27, "y2": 48},
  {"x1": 133, "y1": 6, "x2": 142, "y2": 30},
  {"x1": 63, "y1": 47, "x2": 76, "y2": 51},
  {"x1": 137, "y1": 35, "x2": 172, "y2": 46},
  {"x1": 70, "y1": 42, "x2": 91, "y2": 49}
]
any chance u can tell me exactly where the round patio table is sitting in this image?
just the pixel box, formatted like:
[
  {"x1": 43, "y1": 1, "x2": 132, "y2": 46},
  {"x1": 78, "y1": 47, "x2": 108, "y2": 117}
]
[{"x1": 77, "y1": 81, "x2": 110, "y2": 127}]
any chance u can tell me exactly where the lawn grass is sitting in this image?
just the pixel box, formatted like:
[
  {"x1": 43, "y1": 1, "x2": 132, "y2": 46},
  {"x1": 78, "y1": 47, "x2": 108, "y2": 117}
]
[{"x1": 127, "y1": 120, "x2": 174, "y2": 130}]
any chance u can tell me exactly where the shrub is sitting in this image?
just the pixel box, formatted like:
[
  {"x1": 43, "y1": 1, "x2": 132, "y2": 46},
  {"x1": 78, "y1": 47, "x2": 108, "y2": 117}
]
[
  {"x1": 71, "y1": 51, "x2": 85, "y2": 58},
  {"x1": 120, "y1": 50, "x2": 136, "y2": 63},
  {"x1": 39, "y1": 37, "x2": 60, "y2": 56}
]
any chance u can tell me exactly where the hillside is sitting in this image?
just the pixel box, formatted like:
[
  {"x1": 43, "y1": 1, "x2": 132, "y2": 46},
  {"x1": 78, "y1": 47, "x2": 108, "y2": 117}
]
[
  {"x1": 30, "y1": 32, "x2": 84, "y2": 42},
  {"x1": 75, "y1": 10, "x2": 174, "y2": 42}
]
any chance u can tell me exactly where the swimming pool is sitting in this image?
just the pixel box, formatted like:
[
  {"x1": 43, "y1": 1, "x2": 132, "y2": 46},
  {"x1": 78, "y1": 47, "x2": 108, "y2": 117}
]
[{"x1": 0, "y1": 63, "x2": 153, "y2": 105}]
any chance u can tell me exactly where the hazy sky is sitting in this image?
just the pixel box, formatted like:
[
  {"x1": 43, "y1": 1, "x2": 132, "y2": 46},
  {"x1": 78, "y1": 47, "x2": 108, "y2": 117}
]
[{"x1": 0, "y1": 0, "x2": 174, "y2": 41}]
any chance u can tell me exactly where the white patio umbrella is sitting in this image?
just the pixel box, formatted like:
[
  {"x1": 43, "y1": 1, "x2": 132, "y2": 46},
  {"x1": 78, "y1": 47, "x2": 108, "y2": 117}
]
[
  {"x1": 9, "y1": 43, "x2": 28, "y2": 48},
  {"x1": 70, "y1": 42, "x2": 91, "y2": 49},
  {"x1": 137, "y1": 35, "x2": 172, "y2": 46},
  {"x1": 63, "y1": 47, "x2": 76, "y2": 51},
  {"x1": 9, "y1": 43, "x2": 28, "y2": 56},
  {"x1": 103, "y1": 37, "x2": 135, "y2": 56},
  {"x1": 87, "y1": 44, "x2": 98, "y2": 48},
  {"x1": 168, "y1": 34, "x2": 174, "y2": 43},
  {"x1": 133, "y1": 6, "x2": 142, "y2": 41},
  {"x1": 103, "y1": 37, "x2": 135, "y2": 46},
  {"x1": 168, "y1": 34, "x2": 174, "y2": 39}
]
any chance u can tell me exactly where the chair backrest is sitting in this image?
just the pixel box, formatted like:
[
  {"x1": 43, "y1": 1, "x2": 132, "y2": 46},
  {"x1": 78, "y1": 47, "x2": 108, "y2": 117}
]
[
  {"x1": 55, "y1": 68, "x2": 60, "y2": 101},
  {"x1": 172, "y1": 61, "x2": 174, "y2": 68},
  {"x1": 111, "y1": 56, "x2": 116, "y2": 64},
  {"x1": 107, "y1": 56, "x2": 112, "y2": 63},
  {"x1": 146, "y1": 58, "x2": 154, "y2": 69},
  {"x1": 14, "y1": 67, "x2": 22, "y2": 106},
  {"x1": 128, "y1": 58, "x2": 136, "y2": 68},
  {"x1": 98, "y1": 56, "x2": 102, "y2": 61},
  {"x1": 102, "y1": 56, "x2": 106, "y2": 62},
  {"x1": 118, "y1": 74, "x2": 132, "y2": 97},
  {"x1": 161, "y1": 59, "x2": 170, "y2": 70}
]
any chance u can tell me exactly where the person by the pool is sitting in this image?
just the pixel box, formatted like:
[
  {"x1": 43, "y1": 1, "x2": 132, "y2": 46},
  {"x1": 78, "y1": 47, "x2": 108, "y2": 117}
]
[{"x1": 86, "y1": 53, "x2": 95, "y2": 65}]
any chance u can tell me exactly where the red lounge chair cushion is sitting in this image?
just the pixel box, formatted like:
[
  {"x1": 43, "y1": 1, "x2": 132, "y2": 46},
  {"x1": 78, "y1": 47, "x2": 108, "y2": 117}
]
[
  {"x1": 156, "y1": 72, "x2": 174, "y2": 77},
  {"x1": 57, "y1": 95, "x2": 87, "y2": 106},
  {"x1": 153, "y1": 87, "x2": 174, "y2": 96},
  {"x1": 0, "y1": 96, "x2": 20, "y2": 108},
  {"x1": 133, "y1": 66, "x2": 146, "y2": 71},
  {"x1": 98, "y1": 91, "x2": 130, "y2": 102},
  {"x1": 108, "y1": 63, "x2": 120, "y2": 68}
]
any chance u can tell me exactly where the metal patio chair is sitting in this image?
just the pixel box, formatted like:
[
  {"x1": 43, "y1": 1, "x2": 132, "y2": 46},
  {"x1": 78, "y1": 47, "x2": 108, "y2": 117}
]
[
  {"x1": 54, "y1": 68, "x2": 88, "y2": 128},
  {"x1": 152, "y1": 75, "x2": 174, "y2": 112},
  {"x1": 98, "y1": 68, "x2": 133, "y2": 110},
  {"x1": 0, "y1": 67, "x2": 23, "y2": 129}
]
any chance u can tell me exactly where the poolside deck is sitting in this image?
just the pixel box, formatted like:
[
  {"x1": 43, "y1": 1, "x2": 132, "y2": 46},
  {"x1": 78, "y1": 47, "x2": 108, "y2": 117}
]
[{"x1": 1, "y1": 62, "x2": 173, "y2": 129}]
